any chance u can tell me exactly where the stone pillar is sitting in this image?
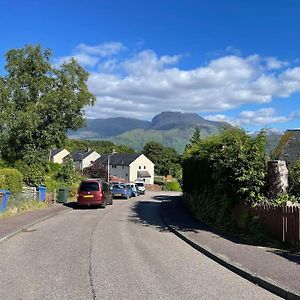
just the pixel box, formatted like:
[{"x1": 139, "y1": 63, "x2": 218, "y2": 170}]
[{"x1": 267, "y1": 160, "x2": 288, "y2": 199}]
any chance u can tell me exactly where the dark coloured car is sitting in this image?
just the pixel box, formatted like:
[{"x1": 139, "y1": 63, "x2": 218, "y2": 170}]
[{"x1": 77, "y1": 179, "x2": 113, "y2": 208}]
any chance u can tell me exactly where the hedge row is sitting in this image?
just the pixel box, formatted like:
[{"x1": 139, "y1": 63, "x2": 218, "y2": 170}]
[
  {"x1": 182, "y1": 128, "x2": 267, "y2": 227},
  {"x1": 0, "y1": 168, "x2": 23, "y2": 193}
]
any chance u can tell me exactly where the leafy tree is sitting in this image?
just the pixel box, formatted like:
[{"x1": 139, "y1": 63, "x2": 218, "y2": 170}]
[
  {"x1": 142, "y1": 141, "x2": 181, "y2": 176},
  {"x1": 66, "y1": 139, "x2": 135, "y2": 155},
  {"x1": 184, "y1": 126, "x2": 202, "y2": 157},
  {"x1": 190, "y1": 126, "x2": 201, "y2": 144},
  {"x1": 182, "y1": 128, "x2": 267, "y2": 226},
  {"x1": 0, "y1": 45, "x2": 95, "y2": 164},
  {"x1": 56, "y1": 157, "x2": 79, "y2": 185},
  {"x1": 83, "y1": 162, "x2": 107, "y2": 180}
]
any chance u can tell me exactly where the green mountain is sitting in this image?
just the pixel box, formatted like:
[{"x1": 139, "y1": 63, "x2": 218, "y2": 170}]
[{"x1": 68, "y1": 111, "x2": 227, "y2": 153}]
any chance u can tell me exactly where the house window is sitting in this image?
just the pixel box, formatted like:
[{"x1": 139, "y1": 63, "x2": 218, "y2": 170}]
[
  {"x1": 144, "y1": 166, "x2": 146, "y2": 169},
  {"x1": 125, "y1": 173, "x2": 128, "y2": 177},
  {"x1": 139, "y1": 166, "x2": 141, "y2": 169}
]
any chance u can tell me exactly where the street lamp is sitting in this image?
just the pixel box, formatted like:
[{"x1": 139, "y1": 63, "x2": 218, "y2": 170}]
[{"x1": 107, "y1": 149, "x2": 116, "y2": 184}]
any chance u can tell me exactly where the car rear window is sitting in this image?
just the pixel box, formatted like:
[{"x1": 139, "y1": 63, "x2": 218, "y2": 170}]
[{"x1": 80, "y1": 181, "x2": 100, "y2": 192}]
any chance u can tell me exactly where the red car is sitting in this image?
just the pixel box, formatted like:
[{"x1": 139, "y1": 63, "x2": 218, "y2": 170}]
[{"x1": 77, "y1": 179, "x2": 113, "y2": 208}]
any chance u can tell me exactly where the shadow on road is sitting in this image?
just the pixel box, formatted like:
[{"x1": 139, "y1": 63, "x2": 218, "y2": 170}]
[
  {"x1": 159, "y1": 194, "x2": 300, "y2": 265},
  {"x1": 63, "y1": 202, "x2": 103, "y2": 210},
  {"x1": 267, "y1": 249, "x2": 300, "y2": 265},
  {"x1": 128, "y1": 197, "x2": 169, "y2": 232}
]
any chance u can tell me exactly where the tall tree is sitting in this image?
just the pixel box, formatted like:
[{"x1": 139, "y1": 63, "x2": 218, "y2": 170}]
[
  {"x1": 189, "y1": 126, "x2": 201, "y2": 145},
  {"x1": 0, "y1": 45, "x2": 96, "y2": 164},
  {"x1": 142, "y1": 141, "x2": 181, "y2": 176}
]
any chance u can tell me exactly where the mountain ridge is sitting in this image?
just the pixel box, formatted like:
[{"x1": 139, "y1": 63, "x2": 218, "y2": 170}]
[{"x1": 68, "y1": 111, "x2": 228, "y2": 152}]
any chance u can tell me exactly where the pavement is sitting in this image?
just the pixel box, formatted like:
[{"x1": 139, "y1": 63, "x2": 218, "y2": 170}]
[
  {"x1": 161, "y1": 194, "x2": 300, "y2": 300},
  {"x1": 0, "y1": 203, "x2": 68, "y2": 242}
]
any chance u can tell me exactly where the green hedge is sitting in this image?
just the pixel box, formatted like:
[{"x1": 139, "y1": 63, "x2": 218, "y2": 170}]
[
  {"x1": 0, "y1": 168, "x2": 23, "y2": 193},
  {"x1": 163, "y1": 181, "x2": 182, "y2": 192},
  {"x1": 182, "y1": 128, "x2": 267, "y2": 227}
]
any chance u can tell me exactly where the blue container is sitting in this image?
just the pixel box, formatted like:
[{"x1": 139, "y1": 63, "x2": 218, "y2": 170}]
[
  {"x1": 38, "y1": 186, "x2": 47, "y2": 202},
  {"x1": 0, "y1": 190, "x2": 10, "y2": 213}
]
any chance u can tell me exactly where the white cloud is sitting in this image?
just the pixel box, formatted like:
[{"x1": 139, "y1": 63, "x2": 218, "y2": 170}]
[
  {"x1": 54, "y1": 42, "x2": 125, "y2": 68},
  {"x1": 76, "y1": 42, "x2": 125, "y2": 57},
  {"x1": 55, "y1": 44, "x2": 300, "y2": 120},
  {"x1": 206, "y1": 108, "x2": 297, "y2": 127}
]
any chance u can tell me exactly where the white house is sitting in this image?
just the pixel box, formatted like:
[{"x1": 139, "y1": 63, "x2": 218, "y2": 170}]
[
  {"x1": 72, "y1": 150, "x2": 100, "y2": 171},
  {"x1": 94, "y1": 153, "x2": 155, "y2": 184},
  {"x1": 49, "y1": 149, "x2": 70, "y2": 164}
]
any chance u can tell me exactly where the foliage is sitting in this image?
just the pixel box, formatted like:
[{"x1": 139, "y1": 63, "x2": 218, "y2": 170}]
[
  {"x1": 55, "y1": 158, "x2": 79, "y2": 185},
  {"x1": 68, "y1": 183, "x2": 79, "y2": 199},
  {"x1": 14, "y1": 160, "x2": 45, "y2": 187},
  {"x1": 44, "y1": 176, "x2": 61, "y2": 193},
  {"x1": 269, "y1": 192, "x2": 298, "y2": 206},
  {"x1": 0, "y1": 44, "x2": 95, "y2": 164},
  {"x1": 288, "y1": 160, "x2": 300, "y2": 198},
  {"x1": 182, "y1": 128, "x2": 267, "y2": 226},
  {"x1": 66, "y1": 139, "x2": 135, "y2": 155},
  {"x1": 142, "y1": 141, "x2": 182, "y2": 177},
  {"x1": 83, "y1": 162, "x2": 107, "y2": 180},
  {"x1": 0, "y1": 168, "x2": 23, "y2": 193},
  {"x1": 163, "y1": 180, "x2": 182, "y2": 192}
]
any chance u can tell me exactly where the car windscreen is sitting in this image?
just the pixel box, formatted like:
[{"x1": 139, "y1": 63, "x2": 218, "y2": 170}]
[
  {"x1": 112, "y1": 184, "x2": 121, "y2": 189},
  {"x1": 79, "y1": 182, "x2": 99, "y2": 191},
  {"x1": 136, "y1": 182, "x2": 144, "y2": 187}
]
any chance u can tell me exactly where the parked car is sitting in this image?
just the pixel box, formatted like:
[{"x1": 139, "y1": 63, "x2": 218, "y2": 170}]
[
  {"x1": 111, "y1": 183, "x2": 131, "y2": 199},
  {"x1": 126, "y1": 183, "x2": 139, "y2": 197},
  {"x1": 135, "y1": 180, "x2": 146, "y2": 195},
  {"x1": 77, "y1": 179, "x2": 113, "y2": 208}
]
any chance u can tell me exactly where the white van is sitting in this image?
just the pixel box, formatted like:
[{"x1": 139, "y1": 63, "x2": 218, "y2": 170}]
[{"x1": 135, "y1": 180, "x2": 145, "y2": 195}]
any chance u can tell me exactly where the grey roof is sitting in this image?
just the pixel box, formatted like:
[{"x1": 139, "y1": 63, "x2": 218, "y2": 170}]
[
  {"x1": 72, "y1": 150, "x2": 95, "y2": 161},
  {"x1": 94, "y1": 153, "x2": 141, "y2": 166},
  {"x1": 278, "y1": 129, "x2": 300, "y2": 166},
  {"x1": 50, "y1": 149, "x2": 64, "y2": 158},
  {"x1": 137, "y1": 170, "x2": 151, "y2": 178}
]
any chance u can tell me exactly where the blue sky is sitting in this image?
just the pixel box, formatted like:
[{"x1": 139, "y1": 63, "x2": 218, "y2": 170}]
[{"x1": 1, "y1": 0, "x2": 300, "y2": 132}]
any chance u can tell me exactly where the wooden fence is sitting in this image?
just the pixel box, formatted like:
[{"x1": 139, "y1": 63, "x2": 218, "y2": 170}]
[{"x1": 251, "y1": 205, "x2": 300, "y2": 248}]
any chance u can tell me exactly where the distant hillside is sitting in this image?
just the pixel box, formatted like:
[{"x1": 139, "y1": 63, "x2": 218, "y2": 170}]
[
  {"x1": 251, "y1": 128, "x2": 283, "y2": 157},
  {"x1": 69, "y1": 117, "x2": 149, "y2": 139},
  {"x1": 68, "y1": 111, "x2": 228, "y2": 153}
]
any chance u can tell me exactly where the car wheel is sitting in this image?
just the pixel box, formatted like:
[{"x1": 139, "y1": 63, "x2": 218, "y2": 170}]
[
  {"x1": 110, "y1": 197, "x2": 113, "y2": 205},
  {"x1": 100, "y1": 201, "x2": 106, "y2": 208}
]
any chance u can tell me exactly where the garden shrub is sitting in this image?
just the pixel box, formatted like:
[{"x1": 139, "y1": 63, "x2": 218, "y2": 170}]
[
  {"x1": 288, "y1": 160, "x2": 300, "y2": 198},
  {"x1": 182, "y1": 128, "x2": 267, "y2": 227},
  {"x1": 15, "y1": 161, "x2": 45, "y2": 187},
  {"x1": 0, "y1": 168, "x2": 23, "y2": 193},
  {"x1": 163, "y1": 181, "x2": 182, "y2": 192}
]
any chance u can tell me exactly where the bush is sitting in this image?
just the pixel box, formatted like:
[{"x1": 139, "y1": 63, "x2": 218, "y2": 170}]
[
  {"x1": 0, "y1": 168, "x2": 23, "y2": 193},
  {"x1": 44, "y1": 176, "x2": 61, "y2": 193},
  {"x1": 163, "y1": 181, "x2": 182, "y2": 192},
  {"x1": 68, "y1": 183, "x2": 79, "y2": 199},
  {"x1": 15, "y1": 161, "x2": 45, "y2": 187},
  {"x1": 56, "y1": 158, "x2": 79, "y2": 185},
  {"x1": 182, "y1": 128, "x2": 267, "y2": 227},
  {"x1": 288, "y1": 160, "x2": 300, "y2": 198}
]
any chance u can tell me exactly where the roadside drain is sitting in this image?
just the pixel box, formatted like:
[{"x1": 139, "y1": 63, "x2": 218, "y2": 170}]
[{"x1": 21, "y1": 228, "x2": 37, "y2": 233}]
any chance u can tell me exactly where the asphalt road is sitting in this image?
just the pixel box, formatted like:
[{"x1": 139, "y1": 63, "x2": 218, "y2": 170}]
[{"x1": 0, "y1": 191, "x2": 280, "y2": 300}]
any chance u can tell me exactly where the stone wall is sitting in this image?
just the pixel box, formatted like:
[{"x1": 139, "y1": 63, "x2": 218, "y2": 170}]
[{"x1": 267, "y1": 160, "x2": 288, "y2": 198}]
